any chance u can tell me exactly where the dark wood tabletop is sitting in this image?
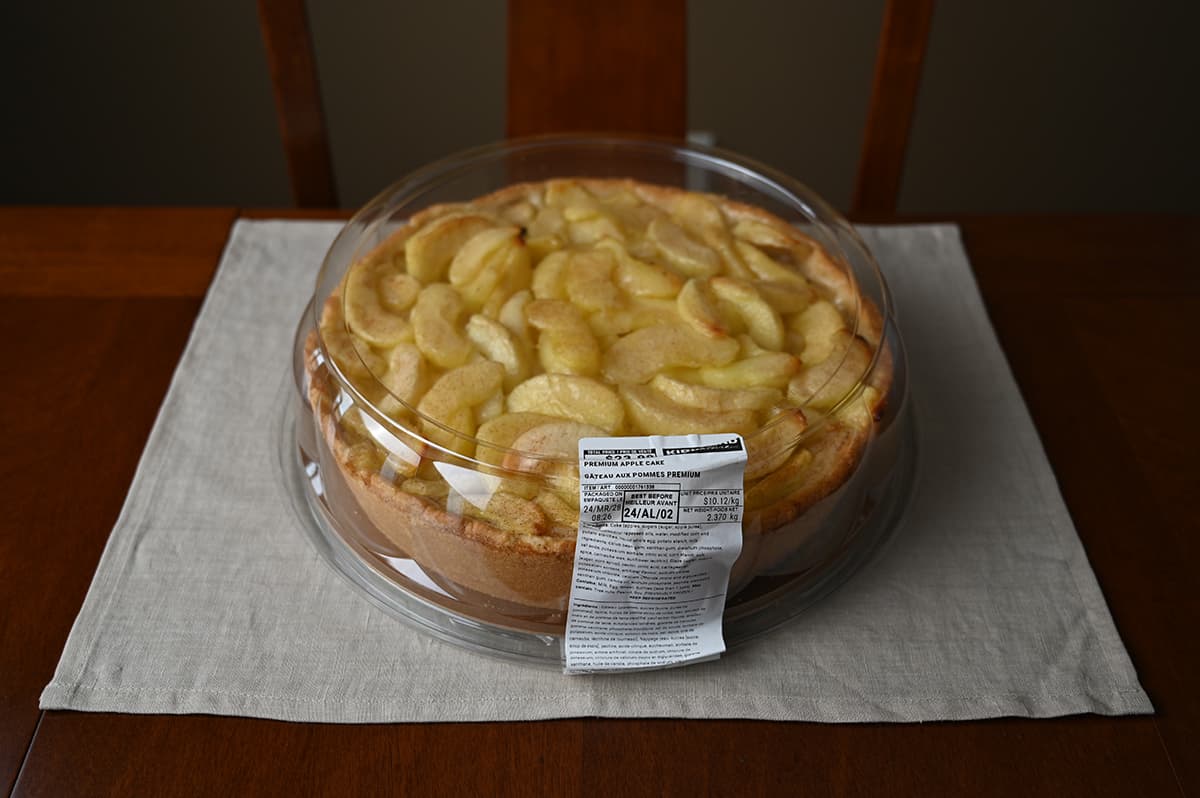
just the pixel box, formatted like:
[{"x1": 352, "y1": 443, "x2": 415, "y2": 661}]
[{"x1": 1, "y1": 208, "x2": 1196, "y2": 797}]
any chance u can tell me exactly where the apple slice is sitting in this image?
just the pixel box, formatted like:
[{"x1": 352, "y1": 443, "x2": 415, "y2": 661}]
[
  {"x1": 671, "y1": 193, "x2": 752, "y2": 278},
  {"x1": 319, "y1": 300, "x2": 386, "y2": 381},
  {"x1": 688, "y1": 352, "x2": 801, "y2": 390},
  {"x1": 709, "y1": 277, "x2": 785, "y2": 351},
  {"x1": 596, "y1": 239, "x2": 684, "y2": 298},
  {"x1": 466, "y1": 314, "x2": 531, "y2": 391},
  {"x1": 531, "y1": 250, "x2": 570, "y2": 300},
  {"x1": 507, "y1": 374, "x2": 624, "y2": 433},
  {"x1": 649, "y1": 373, "x2": 781, "y2": 412},
  {"x1": 787, "y1": 331, "x2": 872, "y2": 410},
  {"x1": 603, "y1": 324, "x2": 739, "y2": 384},
  {"x1": 744, "y1": 447, "x2": 816, "y2": 510},
  {"x1": 587, "y1": 298, "x2": 675, "y2": 341},
  {"x1": 545, "y1": 179, "x2": 601, "y2": 215},
  {"x1": 343, "y1": 259, "x2": 416, "y2": 346},
  {"x1": 789, "y1": 300, "x2": 848, "y2": 366},
  {"x1": 502, "y1": 420, "x2": 606, "y2": 471},
  {"x1": 735, "y1": 240, "x2": 809, "y2": 288},
  {"x1": 525, "y1": 299, "x2": 602, "y2": 376},
  {"x1": 475, "y1": 412, "x2": 562, "y2": 467},
  {"x1": 411, "y1": 283, "x2": 473, "y2": 369},
  {"x1": 405, "y1": 213, "x2": 497, "y2": 283},
  {"x1": 478, "y1": 491, "x2": 550, "y2": 537},
  {"x1": 498, "y1": 289, "x2": 533, "y2": 343},
  {"x1": 648, "y1": 217, "x2": 721, "y2": 277},
  {"x1": 744, "y1": 410, "x2": 808, "y2": 481},
  {"x1": 755, "y1": 280, "x2": 815, "y2": 314},
  {"x1": 535, "y1": 490, "x2": 580, "y2": 529},
  {"x1": 379, "y1": 342, "x2": 427, "y2": 406},
  {"x1": 676, "y1": 278, "x2": 729, "y2": 339},
  {"x1": 448, "y1": 227, "x2": 530, "y2": 312},
  {"x1": 567, "y1": 215, "x2": 625, "y2": 246},
  {"x1": 732, "y1": 218, "x2": 815, "y2": 263},
  {"x1": 566, "y1": 249, "x2": 622, "y2": 312},
  {"x1": 416, "y1": 361, "x2": 505, "y2": 455},
  {"x1": 620, "y1": 384, "x2": 757, "y2": 436}
]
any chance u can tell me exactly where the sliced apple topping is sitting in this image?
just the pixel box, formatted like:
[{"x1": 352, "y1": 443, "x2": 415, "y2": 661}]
[
  {"x1": 411, "y1": 283, "x2": 473, "y2": 369},
  {"x1": 676, "y1": 278, "x2": 729, "y2": 339},
  {"x1": 343, "y1": 259, "x2": 417, "y2": 346},
  {"x1": 603, "y1": 324, "x2": 739, "y2": 384},
  {"x1": 379, "y1": 342, "x2": 426, "y2": 406},
  {"x1": 789, "y1": 299, "x2": 849, "y2": 365},
  {"x1": 709, "y1": 277, "x2": 785, "y2": 351},
  {"x1": 620, "y1": 384, "x2": 757, "y2": 436},
  {"x1": 497, "y1": 288, "x2": 534, "y2": 346},
  {"x1": 531, "y1": 250, "x2": 570, "y2": 300},
  {"x1": 466, "y1": 314, "x2": 530, "y2": 391},
  {"x1": 685, "y1": 352, "x2": 801, "y2": 390},
  {"x1": 502, "y1": 420, "x2": 606, "y2": 472},
  {"x1": 598, "y1": 239, "x2": 683, "y2": 298},
  {"x1": 565, "y1": 249, "x2": 622, "y2": 312},
  {"x1": 506, "y1": 374, "x2": 624, "y2": 433},
  {"x1": 525, "y1": 299, "x2": 602, "y2": 376},
  {"x1": 323, "y1": 179, "x2": 885, "y2": 526},
  {"x1": 416, "y1": 361, "x2": 505, "y2": 455},
  {"x1": 648, "y1": 217, "x2": 721, "y2": 277},
  {"x1": 744, "y1": 410, "x2": 808, "y2": 481},
  {"x1": 319, "y1": 300, "x2": 386, "y2": 381},
  {"x1": 447, "y1": 227, "x2": 529, "y2": 312},
  {"x1": 649, "y1": 373, "x2": 781, "y2": 412},
  {"x1": 405, "y1": 213, "x2": 498, "y2": 283},
  {"x1": 787, "y1": 331, "x2": 873, "y2": 410},
  {"x1": 475, "y1": 412, "x2": 562, "y2": 467},
  {"x1": 756, "y1": 279, "x2": 815, "y2": 314}
]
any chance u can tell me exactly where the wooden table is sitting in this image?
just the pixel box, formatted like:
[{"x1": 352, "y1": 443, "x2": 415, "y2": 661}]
[{"x1": 1, "y1": 209, "x2": 1196, "y2": 796}]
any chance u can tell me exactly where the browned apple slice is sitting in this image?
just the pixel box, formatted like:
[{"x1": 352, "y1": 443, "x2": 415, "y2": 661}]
[
  {"x1": 506, "y1": 374, "x2": 624, "y2": 433},
  {"x1": 475, "y1": 411, "x2": 562, "y2": 467},
  {"x1": 416, "y1": 361, "x2": 505, "y2": 454},
  {"x1": 411, "y1": 283, "x2": 473, "y2": 369},
  {"x1": 343, "y1": 259, "x2": 419, "y2": 346},
  {"x1": 648, "y1": 217, "x2": 721, "y2": 277},
  {"x1": 525, "y1": 299, "x2": 602, "y2": 376},
  {"x1": 603, "y1": 324, "x2": 739, "y2": 384},
  {"x1": 709, "y1": 277, "x2": 785, "y2": 351},
  {"x1": 744, "y1": 410, "x2": 808, "y2": 481},
  {"x1": 620, "y1": 384, "x2": 757, "y2": 436},
  {"x1": 687, "y1": 352, "x2": 801, "y2": 390},
  {"x1": 405, "y1": 213, "x2": 498, "y2": 283},
  {"x1": 466, "y1": 314, "x2": 531, "y2": 390},
  {"x1": 649, "y1": 373, "x2": 781, "y2": 412},
  {"x1": 787, "y1": 331, "x2": 873, "y2": 410},
  {"x1": 788, "y1": 299, "x2": 849, "y2": 366},
  {"x1": 676, "y1": 278, "x2": 729, "y2": 339}
]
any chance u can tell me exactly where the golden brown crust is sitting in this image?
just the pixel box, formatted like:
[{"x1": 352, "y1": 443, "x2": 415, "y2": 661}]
[{"x1": 306, "y1": 333, "x2": 576, "y2": 609}]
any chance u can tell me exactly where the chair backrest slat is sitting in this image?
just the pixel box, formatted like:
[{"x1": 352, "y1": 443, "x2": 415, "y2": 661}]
[
  {"x1": 507, "y1": 0, "x2": 687, "y2": 138},
  {"x1": 852, "y1": 0, "x2": 936, "y2": 214},
  {"x1": 257, "y1": 0, "x2": 338, "y2": 208}
]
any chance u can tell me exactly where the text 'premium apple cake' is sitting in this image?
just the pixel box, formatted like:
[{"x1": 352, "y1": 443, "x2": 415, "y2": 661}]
[{"x1": 300, "y1": 176, "x2": 896, "y2": 628}]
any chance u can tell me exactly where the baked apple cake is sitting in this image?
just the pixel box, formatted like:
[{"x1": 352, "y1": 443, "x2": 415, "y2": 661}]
[{"x1": 303, "y1": 178, "x2": 893, "y2": 620}]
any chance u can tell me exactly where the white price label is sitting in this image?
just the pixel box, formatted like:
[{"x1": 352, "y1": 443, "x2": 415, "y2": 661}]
[{"x1": 564, "y1": 433, "x2": 747, "y2": 674}]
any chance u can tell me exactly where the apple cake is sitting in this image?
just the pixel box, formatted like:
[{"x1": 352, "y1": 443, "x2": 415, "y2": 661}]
[{"x1": 303, "y1": 178, "x2": 893, "y2": 617}]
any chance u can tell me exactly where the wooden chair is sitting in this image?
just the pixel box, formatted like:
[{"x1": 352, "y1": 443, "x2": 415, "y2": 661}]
[{"x1": 258, "y1": 0, "x2": 934, "y2": 213}]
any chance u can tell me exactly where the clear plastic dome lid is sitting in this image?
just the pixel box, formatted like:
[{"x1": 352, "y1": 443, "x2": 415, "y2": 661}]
[
  {"x1": 287, "y1": 135, "x2": 911, "y2": 661},
  {"x1": 309, "y1": 136, "x2": 894, "y2": 478}
]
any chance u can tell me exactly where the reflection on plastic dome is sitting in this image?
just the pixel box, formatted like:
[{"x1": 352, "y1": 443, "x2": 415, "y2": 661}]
[
  {"x1": 361, "y1": 412, "x2": 421, "y2": 476},
  {"x1": 434, "y1": 461, "x2": 503, "y2": 511}
]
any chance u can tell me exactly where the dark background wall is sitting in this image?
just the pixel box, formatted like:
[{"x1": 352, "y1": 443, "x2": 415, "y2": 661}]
[{"x1": 3, "y1": 1, "x2": 1197, "y2": 213}]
